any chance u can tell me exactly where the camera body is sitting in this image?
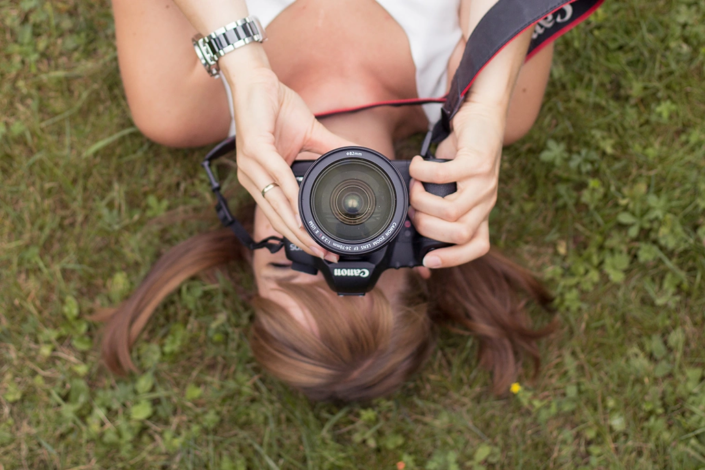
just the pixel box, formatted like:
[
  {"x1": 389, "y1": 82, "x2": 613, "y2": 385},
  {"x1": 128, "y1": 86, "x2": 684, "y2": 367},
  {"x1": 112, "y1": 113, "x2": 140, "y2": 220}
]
[{"x1": 285, "y1": 146, "x2": 455, "y2": 295}]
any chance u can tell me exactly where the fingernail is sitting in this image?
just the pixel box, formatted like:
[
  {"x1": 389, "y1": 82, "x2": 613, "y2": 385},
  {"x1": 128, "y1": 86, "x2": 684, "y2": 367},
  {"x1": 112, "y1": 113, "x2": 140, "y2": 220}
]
[
  {"x1": 309, "y1": 245, "x2": 325, "y2": 258},
  {"x1": 423, "y1": 256, "x2": 441, "y2": 269},
  {"x1": 296, "y1": 213, "x2": 303, "y2": 229},
  {"x1": 408, "y1": 207, "x2": 416, "y2": 220},
  {"x1": 324, "y1": 253, "x2": 339, "y2": 264}
]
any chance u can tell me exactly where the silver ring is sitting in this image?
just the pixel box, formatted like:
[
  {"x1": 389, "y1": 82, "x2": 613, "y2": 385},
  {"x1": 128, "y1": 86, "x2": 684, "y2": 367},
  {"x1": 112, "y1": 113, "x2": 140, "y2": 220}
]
[{"x1": 261, "y1": 182, "x2": 279, "y2": 198}]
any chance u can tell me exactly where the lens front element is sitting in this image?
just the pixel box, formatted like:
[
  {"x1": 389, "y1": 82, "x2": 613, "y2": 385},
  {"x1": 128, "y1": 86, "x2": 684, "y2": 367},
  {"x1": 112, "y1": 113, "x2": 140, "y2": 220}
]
[
  {"x1": 331, "y1": 179, "x2": 375, "y2": 225},
  {"x1": 311, "y1": 160, "x2": 395, "y2": 243}
]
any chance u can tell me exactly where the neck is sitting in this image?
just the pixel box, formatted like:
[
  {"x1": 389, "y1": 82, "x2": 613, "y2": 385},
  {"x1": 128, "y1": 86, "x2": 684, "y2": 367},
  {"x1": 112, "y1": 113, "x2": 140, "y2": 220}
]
[
  {"x1": 297, "y1": 106, "x2": 425, "y2": 162},
  {"x1": 317, "y1": 107, "x2": 403, "y2": 160}
]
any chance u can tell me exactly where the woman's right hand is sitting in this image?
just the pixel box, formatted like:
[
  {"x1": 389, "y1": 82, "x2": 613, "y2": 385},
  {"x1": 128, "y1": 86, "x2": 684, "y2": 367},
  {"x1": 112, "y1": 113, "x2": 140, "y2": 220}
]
[{"x1": 221, "y1": 49, "x2": 352, "y2": 263}]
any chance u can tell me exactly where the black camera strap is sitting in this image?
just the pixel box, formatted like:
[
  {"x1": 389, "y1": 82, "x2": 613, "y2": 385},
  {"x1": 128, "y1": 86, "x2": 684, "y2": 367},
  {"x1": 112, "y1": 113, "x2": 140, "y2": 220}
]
[
  {"x1": 203, "y1": 0, "x2": 603, "y2": 251},
  {"x1": 424, "y1": 0, "x2": 604, "y2": 153},
  {"x1": 202, "y1": 137, "x2": 284, "y2": 253}
]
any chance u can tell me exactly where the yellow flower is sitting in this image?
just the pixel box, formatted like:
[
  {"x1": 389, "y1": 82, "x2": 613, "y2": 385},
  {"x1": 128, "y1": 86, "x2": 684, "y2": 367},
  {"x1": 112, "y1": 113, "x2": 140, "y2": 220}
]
[{"x1": 510, "y1": 382, "x2": 522, "y2": 394}]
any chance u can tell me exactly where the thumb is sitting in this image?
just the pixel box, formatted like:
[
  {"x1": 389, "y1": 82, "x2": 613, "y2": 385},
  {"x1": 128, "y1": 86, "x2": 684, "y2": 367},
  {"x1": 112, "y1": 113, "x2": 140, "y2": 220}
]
[
  {"x1": 435, "y1": 133, "x2": 458, "y2": 160},
  {"x1": 413, "y1": 266, "x2": 432, "y2": 280},
  {"x1": 303, "y1": 119, "x2": 356, "y2": 155}
]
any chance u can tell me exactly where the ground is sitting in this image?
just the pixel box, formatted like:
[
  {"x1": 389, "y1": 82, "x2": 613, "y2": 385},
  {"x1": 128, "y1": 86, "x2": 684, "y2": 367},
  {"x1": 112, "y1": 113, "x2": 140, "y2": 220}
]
[{"x1": 1, "y1": 0, "x2": 704, "y2": 468}]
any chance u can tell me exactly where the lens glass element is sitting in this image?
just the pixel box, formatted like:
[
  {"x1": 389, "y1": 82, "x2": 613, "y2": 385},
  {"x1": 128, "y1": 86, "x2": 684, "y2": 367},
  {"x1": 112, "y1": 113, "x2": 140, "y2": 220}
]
[{"x1": 311, "y1": 160, "x2": 395, "y2": 243}]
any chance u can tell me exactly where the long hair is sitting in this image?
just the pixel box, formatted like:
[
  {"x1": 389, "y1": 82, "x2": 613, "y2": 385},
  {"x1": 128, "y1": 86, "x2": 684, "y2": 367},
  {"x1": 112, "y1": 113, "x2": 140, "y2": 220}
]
[
  {"x1": 428, "y1": 252, "x2": 556, "y2": 394},
  {"x1": 98, "y1": 202, "x2": 556, "y2": 401}
]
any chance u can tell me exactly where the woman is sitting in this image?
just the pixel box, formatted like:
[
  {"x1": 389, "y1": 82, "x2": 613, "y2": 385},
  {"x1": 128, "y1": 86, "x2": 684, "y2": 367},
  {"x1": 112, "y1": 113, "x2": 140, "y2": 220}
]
[{"x1": 103, "y1": 0, "x2": 565, "y2": 401}]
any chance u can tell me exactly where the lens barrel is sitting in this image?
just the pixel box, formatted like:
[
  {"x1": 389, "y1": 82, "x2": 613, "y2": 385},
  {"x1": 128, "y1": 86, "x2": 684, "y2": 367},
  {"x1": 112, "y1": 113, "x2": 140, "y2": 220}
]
[{"x1": 299, "y1": 147, "x2": 407, "y2": 255}]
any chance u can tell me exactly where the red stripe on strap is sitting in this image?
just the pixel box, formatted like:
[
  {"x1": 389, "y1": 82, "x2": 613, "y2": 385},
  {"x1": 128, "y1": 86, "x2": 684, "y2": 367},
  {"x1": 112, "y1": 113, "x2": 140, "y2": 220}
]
[
  {"x1": 457, "y1": 0, "x2": 600, "y2": 102},
  {"x1": 525, "y1": 0, "x2": 605, "y2": 61}
]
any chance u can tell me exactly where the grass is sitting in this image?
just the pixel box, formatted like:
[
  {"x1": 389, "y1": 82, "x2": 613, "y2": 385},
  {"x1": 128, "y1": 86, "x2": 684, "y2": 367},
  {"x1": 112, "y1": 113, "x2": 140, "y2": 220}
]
[{"x1": 1, "y1": 0, "x2": 704, "y2": 468}]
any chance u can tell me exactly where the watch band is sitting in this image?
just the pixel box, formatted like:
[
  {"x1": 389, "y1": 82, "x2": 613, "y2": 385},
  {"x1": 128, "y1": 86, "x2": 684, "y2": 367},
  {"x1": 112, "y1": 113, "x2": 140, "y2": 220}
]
[{"x1": 193, "y1": 16, "x2": 267, "y2": 78}]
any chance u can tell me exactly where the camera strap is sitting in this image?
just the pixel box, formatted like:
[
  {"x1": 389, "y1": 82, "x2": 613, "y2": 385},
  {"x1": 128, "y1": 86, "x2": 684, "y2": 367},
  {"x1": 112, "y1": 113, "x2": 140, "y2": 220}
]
[
  {"x1": 423, "y1": 0, "x2": 604, "y2": 154},
  {"x1": 202, "y1": 137, "x2": 284, "y2": 253},
  {"x1": 301, "y1": 0, "x2": 605, "y2": 154},
  {"x1": 202, "y1": 0, "x2": 603, "y2": 251}
]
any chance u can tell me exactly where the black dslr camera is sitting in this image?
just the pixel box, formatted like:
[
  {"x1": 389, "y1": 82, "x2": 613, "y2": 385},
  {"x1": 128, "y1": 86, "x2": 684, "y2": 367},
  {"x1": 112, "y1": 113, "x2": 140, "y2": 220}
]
[
  {"x1": 286, "y1": 146, "x2": 455, "y2": 295},
  {"x1": 202, "y1": 140, "x2": 455, "y2": 296}
]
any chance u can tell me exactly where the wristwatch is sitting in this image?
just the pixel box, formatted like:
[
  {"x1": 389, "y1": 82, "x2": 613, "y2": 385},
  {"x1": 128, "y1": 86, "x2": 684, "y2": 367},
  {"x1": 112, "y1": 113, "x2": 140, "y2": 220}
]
[{"x1": 192, "y1": 16, "x2": 267, "y2": 78}]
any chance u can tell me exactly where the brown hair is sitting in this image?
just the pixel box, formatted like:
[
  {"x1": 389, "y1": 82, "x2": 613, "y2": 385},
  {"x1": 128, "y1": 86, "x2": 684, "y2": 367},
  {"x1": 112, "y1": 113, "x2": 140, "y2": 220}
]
[
  {"x1": 427, "y1": 252, "x2": 556, "y2": 394},
  {"x1": 98, "y1": 206, "x2": 555, "y2": 401},
  {"x1": 250, "y1": 282, "x2": 432, "y2": 401}
]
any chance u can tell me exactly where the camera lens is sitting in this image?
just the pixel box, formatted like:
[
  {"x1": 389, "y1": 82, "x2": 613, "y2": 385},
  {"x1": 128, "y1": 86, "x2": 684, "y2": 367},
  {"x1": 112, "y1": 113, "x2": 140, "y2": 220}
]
[{"x1": 311, "y1": 160, "x2": 395, "y2": 243}]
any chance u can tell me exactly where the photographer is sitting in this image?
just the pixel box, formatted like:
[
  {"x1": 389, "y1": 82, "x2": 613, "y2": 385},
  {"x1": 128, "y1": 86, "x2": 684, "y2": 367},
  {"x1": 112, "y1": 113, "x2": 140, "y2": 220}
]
[{"x1": 103, "y1": 0, "x2": 593, "y2": 400}]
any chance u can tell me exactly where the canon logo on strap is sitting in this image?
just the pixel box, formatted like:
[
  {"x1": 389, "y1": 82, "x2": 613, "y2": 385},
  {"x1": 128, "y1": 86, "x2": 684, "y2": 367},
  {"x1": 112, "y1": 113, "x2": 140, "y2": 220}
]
[
  {"x1": 532, "y1": 5, "x2": 574, "y2": 39},
  {"x1": 333, "y1": 268, "x2": 370, "y2": 278}
]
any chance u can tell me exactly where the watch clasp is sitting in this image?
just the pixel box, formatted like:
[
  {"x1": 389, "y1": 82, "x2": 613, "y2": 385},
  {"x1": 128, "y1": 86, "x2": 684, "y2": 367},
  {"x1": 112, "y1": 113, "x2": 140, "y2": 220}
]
[{"x1": 193, "y1": 34, "x2": 220, "y2": 77}]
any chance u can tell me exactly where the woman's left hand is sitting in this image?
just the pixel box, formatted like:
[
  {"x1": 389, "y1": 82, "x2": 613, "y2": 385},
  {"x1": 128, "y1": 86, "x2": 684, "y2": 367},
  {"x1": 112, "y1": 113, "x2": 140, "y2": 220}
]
[{"x1": 408, "y1": 102, "x2": 506, "y2": 270}]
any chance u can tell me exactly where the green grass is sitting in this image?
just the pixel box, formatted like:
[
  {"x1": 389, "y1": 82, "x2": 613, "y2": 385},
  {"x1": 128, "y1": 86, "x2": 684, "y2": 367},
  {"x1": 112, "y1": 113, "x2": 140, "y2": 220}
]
[{"x1": 1, "y1": 0, "x2": 704, "y2": 468}]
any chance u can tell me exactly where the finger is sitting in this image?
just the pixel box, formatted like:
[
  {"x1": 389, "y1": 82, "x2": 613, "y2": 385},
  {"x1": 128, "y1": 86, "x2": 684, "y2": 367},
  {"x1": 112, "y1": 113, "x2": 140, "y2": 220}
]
[
  {"x1": 239, "y1": 170, "x2": 303, "y2": 244},
  {"x1": 413, "y1": 266, "x2": 431, "y2": 280},
  {"x1": 303, "y1": 118, "x2": 357, "y2": 156},
  {"x1": 409, "y1": 149, "x2": 500, "y2": 185},
  {"x1": 256, "y1": 148, "x2": 306, "y2": 221},
  {"x1": 246, "y1": 183, "x2": 310, "y2": 254},
  {"x1": 409, "y1": 177, "x2": 497, "y2": 223},
  {"x1": 435, "y1": 133, "x2": 458, "y2": 160},
  {"x1": 410, "y1": 177, "x2": 462, "y2": 222},
  {"x1": 248, "y1": 183, "x2": 328, "y2": 260},
  {"x1": 408, "y1": 155, "x2": 469, "y2": 185},
  {"x1": 422, "y1": 223, "x2": 491, "y2": 269},
  {"x1": 237, "y1": 145, "x2": 298, "y2": 196},
  {"x1": 238, "y1": 147, "x2": 340, "y2": 262},
  {"x1": 240, "y1": 171, "x2": 337, "y2": 262},
  {"x1": 411, "y1": 207, "x2": 489, "y2": 246}
]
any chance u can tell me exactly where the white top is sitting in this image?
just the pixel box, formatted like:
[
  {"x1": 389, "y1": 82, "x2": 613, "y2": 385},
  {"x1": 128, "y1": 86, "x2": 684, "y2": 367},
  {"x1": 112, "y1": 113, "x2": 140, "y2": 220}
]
[{"x1": 223, "y1": 0, "x2": 463, "y2": 136}]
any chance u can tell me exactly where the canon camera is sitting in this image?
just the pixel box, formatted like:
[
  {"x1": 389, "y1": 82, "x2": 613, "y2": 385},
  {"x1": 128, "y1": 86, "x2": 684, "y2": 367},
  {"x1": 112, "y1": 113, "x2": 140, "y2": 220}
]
[{"x1": 285, "y1": 146, "x2": 455, "y2": 295}]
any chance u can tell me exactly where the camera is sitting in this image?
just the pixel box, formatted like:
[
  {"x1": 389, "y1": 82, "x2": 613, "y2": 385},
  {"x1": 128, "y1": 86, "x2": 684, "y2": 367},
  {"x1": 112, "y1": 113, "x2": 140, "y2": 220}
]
[{"x1": 285, "y1": 146, "x2": 456, "y2": 295}]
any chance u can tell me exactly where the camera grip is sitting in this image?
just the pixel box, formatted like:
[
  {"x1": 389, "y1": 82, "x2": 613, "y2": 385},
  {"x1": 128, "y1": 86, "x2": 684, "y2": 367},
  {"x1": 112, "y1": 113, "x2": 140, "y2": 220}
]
[
  {"x1": 421, "y1": 158, "x2": 457, "y2": 198},
  {"x1": 423, "y1": 181, "x2": 457, "y2": 198}
]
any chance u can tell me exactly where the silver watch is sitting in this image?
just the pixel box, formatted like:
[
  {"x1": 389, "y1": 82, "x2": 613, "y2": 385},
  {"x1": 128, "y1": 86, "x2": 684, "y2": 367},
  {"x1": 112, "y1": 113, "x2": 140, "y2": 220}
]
[{"x1": 192, "y1": 16, "x2": 267, "y2": 78}]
